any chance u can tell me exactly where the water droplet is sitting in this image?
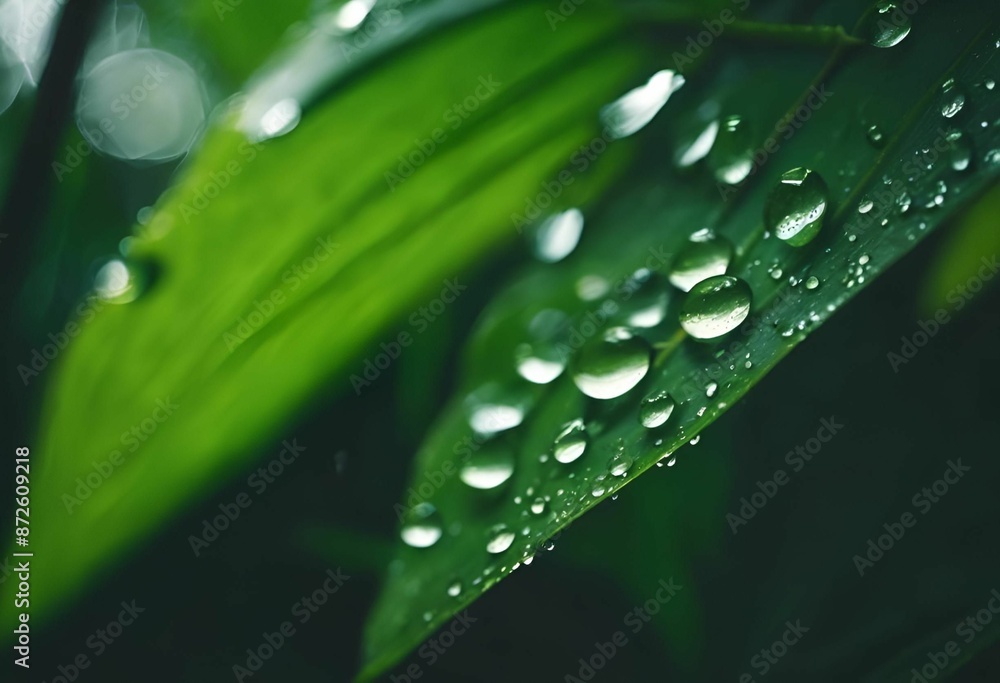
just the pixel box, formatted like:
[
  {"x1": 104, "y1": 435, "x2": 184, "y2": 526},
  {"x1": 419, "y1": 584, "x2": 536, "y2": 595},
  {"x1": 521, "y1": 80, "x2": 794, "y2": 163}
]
[
  {"x1": 464, "y1": 383, "x2": 531, "y2": 435},
  {"x1": 764, "y1": 167, "x2": 828, "y2": 246},
  {"x1": 861, "y1": 2, "x2": 911, "y2": 48},
  {"x1": 706, "y1": 381, "x2": 718, "y2": 398},
  {"x1": 805, "y1": 276, "x2": 820, "y2": 290},
  {"x1": 591, "y1": 483, "x2": 607, "y2": 497},
  {"x1": 400, "y1": 503, "x2": 443, "y2": 548},
  {"x1": 669, "y1": 231, "x2": 734, "y2": 292},
  {"x1": 858, "y1": 197, "x2": 874, "y2": 213},
  {"x1": 531, "y1": 209, "x2": 584, "y2": 263},
  {"x1": 515, "y1": 342, "x2": 566, "y2": 385},
  {"x1": 866, "y1": 124, "x2": 885, "y2": 147},
  {"x1": 608, "y1": 441, "x2": 632, "y2": 477},
  {"x1": 447, "y1": 580, "x2": 462, "y2": 597},
  {"x1": 486, "y1": 525, "x2": 515, "y2": 554},
  {"x1": 256, "y1": 97, "x2": 302, "y2": 141},
  {"x1": 945, "y1": 129, "x2": 973, "y2": 172},
  {"x1": 640, "y1": 390, "x2": 675, "y2": 428},
  {"x1": 571, "y1": 328, "x2": 651, "y2": 400},
  {"x1": 94, "y1": 258, "x2": 149, "y2": 304},
  {"x1": 76, "y1": 49, "x2": 206, "y2": 161},
  {"x1": 600, "y1": 69, "x2": 684, "y2": 139},
  {"x1": 679, "y1": 275, "x2": 753, "y2": 340},
  {"x1": 689, "y1": 435, "x2": 701, "y2": 445},
  {"x1": 530, "y1": 498, "x2": 546, "y2": 515},
  {"x1": 459, "y1": 442, "x2": 515, "y2": 490},
  {"x1": 710, "y1": 115, "x2": 754, "y2": 184},
  {"x1": 858, "y1": 253, "x2": 870, "y2": 265},
  {"x1": 984, "y1": 79, "x2": 996, "y2": 91},
  {"x1": 941, "y1": 79, "x2": 966, "y2": 119},
  {"x1": 554, "y1": 419, "x2": 588, "y2": 463},
  {"x1": 616, "y1": 269, "x2": 669, "y2": 327}
]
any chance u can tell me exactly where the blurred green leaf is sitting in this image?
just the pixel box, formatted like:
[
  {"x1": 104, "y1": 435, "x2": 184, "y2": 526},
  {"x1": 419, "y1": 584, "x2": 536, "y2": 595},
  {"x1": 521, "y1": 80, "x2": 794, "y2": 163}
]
[
  {"x1": 2, "y1": 0, "x2": 650, "y2": 627},
  {"x1": 361, "y1": 0, "x2": 1000, "y2": 677}
]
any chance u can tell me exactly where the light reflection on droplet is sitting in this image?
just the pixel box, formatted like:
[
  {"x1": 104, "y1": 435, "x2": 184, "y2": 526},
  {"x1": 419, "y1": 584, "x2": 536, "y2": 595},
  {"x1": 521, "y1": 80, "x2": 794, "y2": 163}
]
[{"x1": 600, "y1": 69, "x2": 684, "y2": 139}]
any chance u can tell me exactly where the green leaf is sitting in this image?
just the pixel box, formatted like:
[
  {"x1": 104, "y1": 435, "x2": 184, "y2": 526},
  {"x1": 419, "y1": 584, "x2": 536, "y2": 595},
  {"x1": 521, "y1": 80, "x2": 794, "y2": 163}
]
[
  {"x1": 2, "y1": 0, "x2": 650, "y2": 626},
  {"x1": 360, "y1": 0, "x2": 1000, "y2": 676}
]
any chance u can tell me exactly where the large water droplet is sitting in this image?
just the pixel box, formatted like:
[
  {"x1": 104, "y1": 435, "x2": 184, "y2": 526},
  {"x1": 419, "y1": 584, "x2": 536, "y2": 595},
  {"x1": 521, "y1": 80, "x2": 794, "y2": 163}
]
[
  {"x1": 94, "y1": 258, "x2": 149, "y2": 304},
  {"x1": 571, "y1": 327, "x2": 651, "y2": 400},
  {"x1": 459, "y1": 442, "x2": 515, "y2": 490},
  {"x1": 75, "y1": 49, "x2": 206, "y2": 162},
  {"x1": 710, "y1": 115, "x2": 754, "y2": 184},
  {"x1": 679, "y1": 275, "x2": 752, "y2": 340},
  {"x1": 515, "y1": 309, "x2": 569, "y2": 385},
  {"x1": 486, "y1": 525, "x2": 515, "y2": 554},
  {"x1": 861, "y1": 2, "x2": 911, "y2": 48},
  {"x1": 669, "y1": 230, "x2": 734, "y2": 292},
  {"x1": 618, "y1": 269, "x2": 668, "y2": 327},
  {"x1": 531, "y1": 209, "x2": 584, "y2": 263},
  {"x1": 400, "y1": 503, "x2": 443, "y2": 548},
  {"x1": 464, "y1": 383, "x2": 531, "y2": 435},
  {"x1": 764, "y1": 167, "x2": 828, "y2": 246},
  {"x1": 640, "y1": 390, "x2": 675, "y2": 428},
  {"x1": 553, "y1": 418, "x2": 588, "y2": 463}
]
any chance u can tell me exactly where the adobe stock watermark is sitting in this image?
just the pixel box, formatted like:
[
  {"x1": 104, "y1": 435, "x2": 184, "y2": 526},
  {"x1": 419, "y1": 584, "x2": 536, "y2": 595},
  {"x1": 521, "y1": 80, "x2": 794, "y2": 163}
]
[
  {"x1": 221, "y1": 234, "x2": 340, "y2": 351},
  {"x1": 232, "y1": 567, "x2": 349, "y2": 682},
  {"x1": 350, "y1": 277, "x2": 467, "y2": 394},
  {"x1": 738, "y1": 619, "x2": 809, "y2": 682},
  {"x1": 61, "y1": 399, "x2": 180, "y2": 514},
  {"x1": 188, "y1": 439, "x2": 313, "y2": 557},
  {"x1": 562, "y1": 578, "x2": 683, "y2": 682},
  {"x1": 53, "y1": 62, "x2": 173, "y2": 182},
  {"x1": 33, "y1": 600, "x2": 144, "y2": 682},
  {"x1": 175, "y1": 140, "x2": 266, "y2": 222},
  {"x1": 726, "y1": 417, "x2": 845, "y2": 534},
  {"x1": 851, "y1": 458, "x2": 971, "y2": 576},
  {"x1": 389, "y1": 610, "x2": 478, "y2": 682},
  {"x1": 384, "y1": 75, "x2": 501, "y2": 191},
  {"x1": 887, "y1": 255, "x2": 998, "y2": 372},
  {"x1": 670, "y1": 0, "x2": 751, "y2": 73},
  {"x1": 909, "y1": 587, "x2": 1000, "y2": 683},
  {"x1": 718, "y1": 83, "x2": 833, "y2": 200}
]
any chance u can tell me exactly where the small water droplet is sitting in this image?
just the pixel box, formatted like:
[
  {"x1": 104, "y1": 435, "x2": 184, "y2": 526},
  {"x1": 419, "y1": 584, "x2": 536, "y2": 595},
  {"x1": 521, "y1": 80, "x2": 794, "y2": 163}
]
[
  {"x1": 640, "y1": 390, "x2": 676, "y2": 428},
  {"x1": 465, "y1": 383, "x2": 531, "y2": 435},
  {"x1": 447, "y1": 580, "x2": 463, "y2": 597},
  {"x1": 866, "y1": 124, "x2": 885, "y2": 147},
  {"x1": 679, "y1": 275, "x2": 753, "y2": 340},
  {"x1": 858, "y1": 197, "x2": 874, "y2": 214},
  {"x1": 858, "y1": 253, "x2": 870, "y2": 265},
  {"x1": 805, "y1": 276, "x2": 820, "y2": 290},
  {"x1": 571, "y1": 328, "x2": 651, "y2": 400},
  {"x1": 530, "y1": 498, "x2": 546, "y2": 515},
  {"x1": 400, "y1": 503, "x2": 443, "y2": 548},
  {"x1": 486, "y1": 525, "x2": 515, "y2": 554},
  {"x1": 618, "y1": 269, "x2": 669, "y2": 327},
  {"x1": 669, "y1": 231, "x2": 734, "y2": 292},
  {"x1": 608, "y1": 440, "x2": 632, "y2": 477},
  {"x1": 764, "y1": 167, "x2": 828, "y2": 246},
  {"x1": 554, "y1": 419, "x2": 588, "y2": 463},
  {"x1": 689, "y1": 435, "x2": 701, "y2": 446},
  {"x1": 675, "y1": 119, "x2": 719, "y2": 168},
  {"x1": 940, "y1": 79, "x2": 966, "y2": 119},
  {"x1": 460, "y1": 442, "x2": 515, "y2": 490},
  {"x1": 944, "y1": 129, "x2": 973, "y2": 172},
  {"x1": 861, "y1": 2, "x2": 911, "y2": 48},
  {"x1": 706, "y1": 381, "x2": 718, "y2": 398}
]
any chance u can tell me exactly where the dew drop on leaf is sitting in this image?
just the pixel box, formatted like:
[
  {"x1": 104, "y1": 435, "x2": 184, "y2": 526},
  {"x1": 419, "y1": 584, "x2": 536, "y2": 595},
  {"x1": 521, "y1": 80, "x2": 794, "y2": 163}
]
[
  {"x1": 764, "y1": 167, "x2": 829, "y2": 246},
  {"x1": 94, "y1": 258, "x2": 151, "y2": 304},
  {"x1": 639, "y1": 390, "x2": 675, "y2": 428},
  {"x1": 459, "y1": 441, "x2": 515, "y2": 490},
  {"x1": 679, "y1": 275, "x2": 753, "y2": 340},
  {"x1": 531, "y1": 209, "x2": 584, "y2": 263},
  {"x1": 447, "y1": 580, "x2": 462, "y2": 597},
  {"x1": 866, "y1": 124, "x2": 885, "y2": 147},
  {"x1": 571, "y1": 327, "x2": 651, "y2": 399},
  {"x1": 618, "y1": 269, "x2": 669, "y2": 327},
  {"x1": 709, "y1": 115, "x2": 754, "y2": 184},
  {"x1": 553, "y1": 418, "x2": 588, "y2": 463},
  {"x1": 608, "y1": 440, "x2": 632, "y2": 477},
  {"x1": 941, "y1": 79, "x2": 966, "y2": 119},
  {"x1": 400, "y1": 503, "x2": 443, "y2": 548},
  {"x1": 861, "y1": 2, "x2": 911, "y2": 48},
  {"x1": 486, "y1": 525, "x2": 516, "y2": 554},
  {"x1": 669, "y1": 230, "x2": 734, "y2": 292}
]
